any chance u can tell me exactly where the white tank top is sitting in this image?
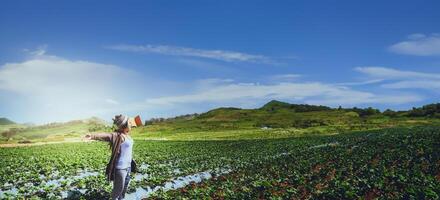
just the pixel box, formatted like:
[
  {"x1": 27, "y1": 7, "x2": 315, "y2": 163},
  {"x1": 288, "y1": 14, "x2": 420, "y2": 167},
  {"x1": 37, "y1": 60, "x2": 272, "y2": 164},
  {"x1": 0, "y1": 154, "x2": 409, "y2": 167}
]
[{"x1": 116, "y1": 135, "x2": 133, "y2": 169}]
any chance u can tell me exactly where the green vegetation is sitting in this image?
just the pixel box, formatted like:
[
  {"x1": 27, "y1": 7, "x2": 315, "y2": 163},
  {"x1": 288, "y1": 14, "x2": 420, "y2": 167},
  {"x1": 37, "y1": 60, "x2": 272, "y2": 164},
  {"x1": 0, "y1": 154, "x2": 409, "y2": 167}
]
[
  {"x1": 155, "y1": 126, "x2": 440, "y2": 199},
  {"x1": 0, "y1": 117, "x2": 110, "y2": 144},
  {"x1": 0, "y1": 118, "x2": 15, "y2": 125},
  {"x1": 0, "y1": 126, "x2": 439, "y2": 199},
  {"x1": 407, "y1": 103, "x2": 440, "y2": 118}
]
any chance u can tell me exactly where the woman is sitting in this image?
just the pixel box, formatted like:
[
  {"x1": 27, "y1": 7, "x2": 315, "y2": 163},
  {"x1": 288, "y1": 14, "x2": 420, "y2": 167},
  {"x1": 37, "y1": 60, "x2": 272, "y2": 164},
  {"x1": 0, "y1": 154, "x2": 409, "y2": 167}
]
[{"x1": 85, "y1": 114, "x2": 135, "y2": 200}]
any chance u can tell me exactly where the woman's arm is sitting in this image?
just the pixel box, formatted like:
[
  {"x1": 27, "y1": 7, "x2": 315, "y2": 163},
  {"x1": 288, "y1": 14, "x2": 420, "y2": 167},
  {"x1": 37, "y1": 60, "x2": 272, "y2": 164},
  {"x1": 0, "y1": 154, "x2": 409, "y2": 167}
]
[{"x1": 84, "y1": 132, "x2": 113, "y2": 142}]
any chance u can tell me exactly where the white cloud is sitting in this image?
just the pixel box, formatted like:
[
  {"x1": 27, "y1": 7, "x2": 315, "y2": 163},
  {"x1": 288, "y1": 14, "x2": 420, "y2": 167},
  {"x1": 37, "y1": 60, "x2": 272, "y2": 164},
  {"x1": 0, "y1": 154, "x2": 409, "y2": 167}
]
[
  {"x1": 0, "y1": 57, "x2": 132, "y2": 94},
  {"x1": 0, "y1": 50, "x2": 147, "y2": 124},
  {"x1": 355, "y1": 66, "x2": 440, "y2": 80},
  {"x1": 106, "y1": 44, "x2": 277, "y2": 64},
  {"x1": 389, "y1": 33, "x2": 440, "y2": 56},
  {"x1": 271, "y1": 74, "x2": 302, "y2": 81},
  {"x1": 105, "y1": 98, "x2": 120, "y2": 105},
  {"x1": 407, "y1": 33, "x2": 426, "y2": 40},
  {"x1": 335, "y1": 79, "x2": 384, "y2": 86},
  {"x1": 23, "y1": 45, "x2": 48, "y2": 56},
  {"x1": 356, "y1": 66, "x2": 440, "y2": 90},
  {"x1": 144, "y1": 81, "x2": 422, "y2": 107},
  {"x1": 382, "y1": 80, "x2": 440, "y2": 90}
]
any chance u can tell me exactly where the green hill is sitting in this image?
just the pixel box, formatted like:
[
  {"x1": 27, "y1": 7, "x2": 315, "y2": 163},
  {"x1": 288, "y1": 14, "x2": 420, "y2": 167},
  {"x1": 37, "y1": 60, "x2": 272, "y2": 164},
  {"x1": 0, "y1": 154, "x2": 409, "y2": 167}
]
[
  {"x1": 138, "y1": 100, "x2": 440, "y2": 135},
  {"x1": 0, "y1": 117, "x2": 110, "y2": 143},
  {"x1": 0, "y1": 118, "x2": 15, "y2": 125}
]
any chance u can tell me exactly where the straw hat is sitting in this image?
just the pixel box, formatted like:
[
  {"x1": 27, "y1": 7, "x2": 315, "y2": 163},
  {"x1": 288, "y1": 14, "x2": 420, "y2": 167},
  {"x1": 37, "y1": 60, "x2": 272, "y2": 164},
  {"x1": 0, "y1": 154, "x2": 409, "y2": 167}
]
[{"x1": 113, "y1": 114, "x2": 129, "y2": 129}]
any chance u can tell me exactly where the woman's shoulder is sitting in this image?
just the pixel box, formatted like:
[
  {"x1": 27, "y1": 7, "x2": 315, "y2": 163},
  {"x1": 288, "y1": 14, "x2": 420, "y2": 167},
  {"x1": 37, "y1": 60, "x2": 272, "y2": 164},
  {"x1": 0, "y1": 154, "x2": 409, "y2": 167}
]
[
  {"x1": 121, "y1": 134, "x2": 133, "y2": 141},
  {"x1": 110, "y1": 132, "x2": 123, "y2": 141}
]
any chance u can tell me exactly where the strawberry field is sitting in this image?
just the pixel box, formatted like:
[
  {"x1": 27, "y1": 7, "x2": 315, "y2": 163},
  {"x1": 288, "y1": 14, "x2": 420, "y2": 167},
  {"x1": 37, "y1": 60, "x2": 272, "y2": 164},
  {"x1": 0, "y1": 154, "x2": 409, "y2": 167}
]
[{"x1": 1, "y1": 126, "x2": 439, "y2": 199}]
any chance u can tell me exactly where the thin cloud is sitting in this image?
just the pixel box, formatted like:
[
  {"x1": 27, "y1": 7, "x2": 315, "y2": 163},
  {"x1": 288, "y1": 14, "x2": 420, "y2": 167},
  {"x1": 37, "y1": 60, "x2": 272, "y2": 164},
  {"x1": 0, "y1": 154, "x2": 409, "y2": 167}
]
[
  {"x1": 271, "y1": 74, "x2": 302, "y2": 81},
  {"x1": 382, "y1": 80, "x2": 440, "y2": 90},
  {"x1": 356, "y1": 66, "x2": 440, "y2": 90},
  {"x1": 105, "y1": 98, "x2": 120, "y2": 105},
  {"x1": 335, "y1": 79, "x2": 384, "y2": 86},
  {"x1": 355, "y1": 66, "x2": 440, "y2": 80},
  {"x1": 23, "y1": 44, "x2": 48, "y2": 56},
  {"x1": 389, "y1": 33, "x2": 440, "y2": 56},
  {"x1": 106, "y1": 44, "x2": 278, "y2": 64}
]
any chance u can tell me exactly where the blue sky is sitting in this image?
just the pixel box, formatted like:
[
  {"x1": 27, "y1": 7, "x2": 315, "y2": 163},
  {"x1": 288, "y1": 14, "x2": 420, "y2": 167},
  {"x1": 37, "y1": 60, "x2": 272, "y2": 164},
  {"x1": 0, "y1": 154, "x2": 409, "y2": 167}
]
[{"x1": 1, "y1": 0, "x2": 440, "y2": 124}]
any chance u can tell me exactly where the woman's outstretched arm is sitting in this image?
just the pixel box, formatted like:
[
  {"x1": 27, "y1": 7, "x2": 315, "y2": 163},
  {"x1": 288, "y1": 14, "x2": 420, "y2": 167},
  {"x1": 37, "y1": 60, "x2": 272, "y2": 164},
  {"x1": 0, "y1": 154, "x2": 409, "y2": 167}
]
[{"x1": 84, "y1": 132, "x2": 112, "y2": 142}]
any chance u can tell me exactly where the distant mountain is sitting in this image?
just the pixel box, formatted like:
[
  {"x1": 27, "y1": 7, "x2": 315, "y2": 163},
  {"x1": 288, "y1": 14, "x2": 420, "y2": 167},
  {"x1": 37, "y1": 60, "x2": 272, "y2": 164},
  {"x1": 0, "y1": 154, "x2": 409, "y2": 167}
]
[
  {"x1": 0, "y1": 117, "x2": 111, "y2": 142},
  {"x1": 140, "y1": 100, "x2": 440, "y2": 132},
  {"x1": 0, "y1": 118, "x2": 15, "y2": 125}
]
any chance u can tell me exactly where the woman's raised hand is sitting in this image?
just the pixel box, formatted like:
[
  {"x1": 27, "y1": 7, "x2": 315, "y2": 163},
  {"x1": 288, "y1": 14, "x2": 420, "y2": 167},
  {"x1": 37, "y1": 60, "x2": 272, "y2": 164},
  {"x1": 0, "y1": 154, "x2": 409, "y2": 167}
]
[{"x1": 82, "y1": 134, "x2": 93, "y2": 142}]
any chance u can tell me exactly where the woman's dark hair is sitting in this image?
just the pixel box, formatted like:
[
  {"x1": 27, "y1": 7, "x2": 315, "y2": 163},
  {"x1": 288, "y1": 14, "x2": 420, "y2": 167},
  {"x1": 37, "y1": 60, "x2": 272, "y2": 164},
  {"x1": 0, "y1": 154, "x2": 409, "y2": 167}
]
[{"x1": 117, "y1": 122, "x2": 128, "y2": 131}]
